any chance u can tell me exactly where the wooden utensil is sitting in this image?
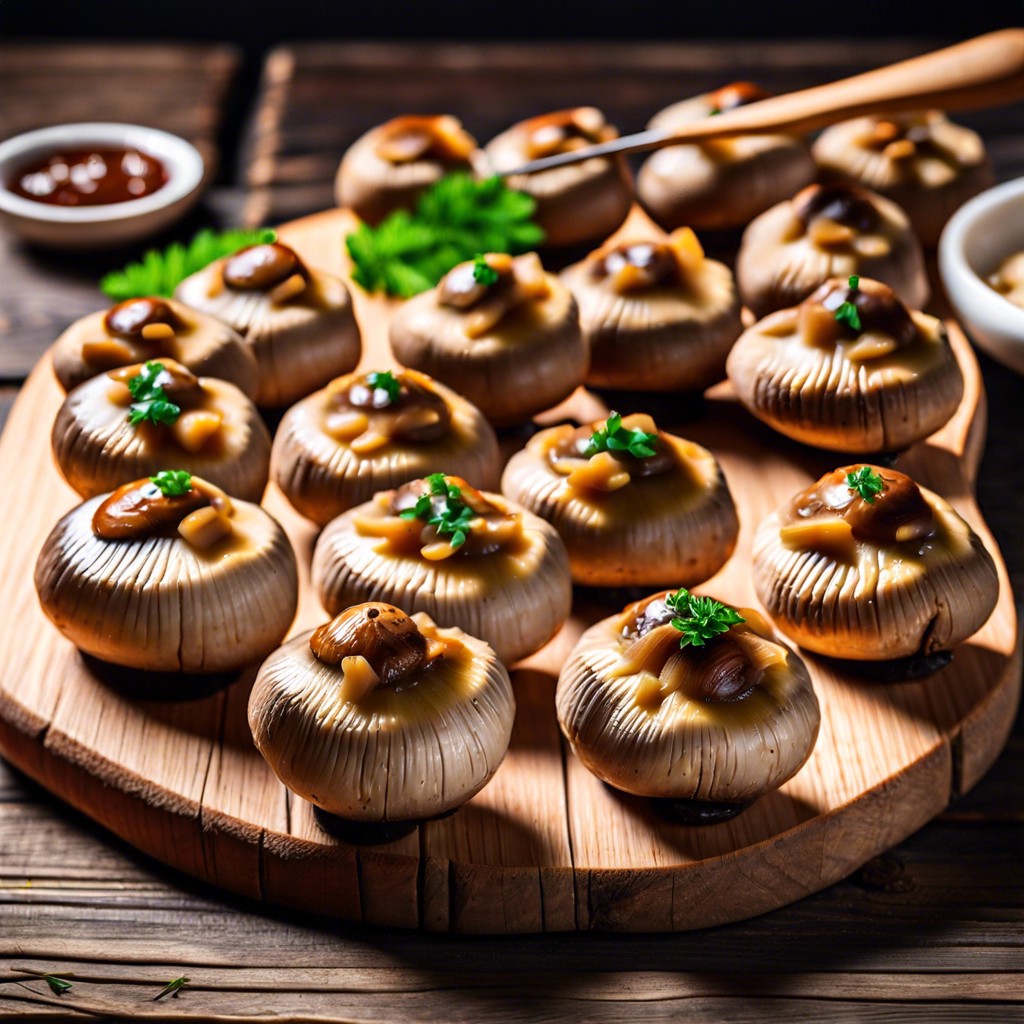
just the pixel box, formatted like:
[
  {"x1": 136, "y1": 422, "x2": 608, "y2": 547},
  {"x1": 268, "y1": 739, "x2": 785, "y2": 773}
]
[{"x1": 498, "y1": 29, "x2": 1024, "y2": 175}]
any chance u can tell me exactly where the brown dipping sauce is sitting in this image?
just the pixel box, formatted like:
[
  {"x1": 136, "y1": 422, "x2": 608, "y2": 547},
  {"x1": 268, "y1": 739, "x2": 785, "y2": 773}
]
[{"x1": 8, "y1": 148, "x2": 167, "y2": 207}]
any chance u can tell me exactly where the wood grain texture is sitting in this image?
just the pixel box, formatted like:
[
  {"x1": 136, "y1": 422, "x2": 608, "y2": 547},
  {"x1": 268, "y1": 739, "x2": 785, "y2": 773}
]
[
  {"x1": 0, "y1": 205, "x2": 1016, "y2": 935},
  {"x1": 0, "y1": 44, "x2": 241, "y2": 379}
]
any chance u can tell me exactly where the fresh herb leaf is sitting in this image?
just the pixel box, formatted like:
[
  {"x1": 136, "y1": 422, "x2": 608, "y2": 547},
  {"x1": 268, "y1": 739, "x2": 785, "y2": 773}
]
[
  {"x1": 43, "y1": 975, "x2": 72, "y2": 995},
  {"x1": 346, "y1": 173, "x2": 545, "y2": 298},
  {"x1": 100, "y1": 227, "x2": 277, "y2": 301},
  {"x1": 665, "y1": 587, "x2": 745, "y2": 649},
  {"x1": 366, "y1": 370, "x2": 402, "y2": 403},
  {"x1": 153, "y1": 976, "x2": 189, "y2": 1001},
  {"x1": 846, "y1": 466, "x2": 886, "y2": 504},
  {"x1": 399, "y1": 472, "x2": 476, "y2": 549},
  {"x1": 127, "y1": 361, "x2": 181, "y2": 426},
  {"x1": 584, "y1": 412, "x2": 658, "y2": 459},
  {"x1": 472, "y1": 254, "x2": 500, "y2": 286},
  {"x1": 834, "y1": 274, "x2": 862, "y2": 332},
  {"x1": 149, "y1": 470, "x2": 193, "y2": 497}
]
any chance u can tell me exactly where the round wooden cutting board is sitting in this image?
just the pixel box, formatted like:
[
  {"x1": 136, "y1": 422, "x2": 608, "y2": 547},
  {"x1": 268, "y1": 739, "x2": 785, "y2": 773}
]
[{"x1": 0, "y1": 207, "x2": 1018, "y2": 933}]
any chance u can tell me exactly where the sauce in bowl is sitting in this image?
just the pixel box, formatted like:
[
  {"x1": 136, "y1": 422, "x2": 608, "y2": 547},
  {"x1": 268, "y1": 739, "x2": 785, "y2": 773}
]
[{"x1": 7, "y1": 147, "x2": 167, "y2": 207}]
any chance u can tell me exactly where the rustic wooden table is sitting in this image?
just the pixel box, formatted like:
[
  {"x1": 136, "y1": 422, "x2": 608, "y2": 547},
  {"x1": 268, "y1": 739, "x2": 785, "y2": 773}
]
[{"x1": 1, "y1": 39, "x2": 1022, "y2": 1022}]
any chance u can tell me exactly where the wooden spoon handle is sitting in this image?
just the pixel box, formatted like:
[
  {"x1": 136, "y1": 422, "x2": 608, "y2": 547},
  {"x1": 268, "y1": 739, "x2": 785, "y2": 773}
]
[{"x1": 500, "y1": 29, "x2": 1024, "y2": 175}]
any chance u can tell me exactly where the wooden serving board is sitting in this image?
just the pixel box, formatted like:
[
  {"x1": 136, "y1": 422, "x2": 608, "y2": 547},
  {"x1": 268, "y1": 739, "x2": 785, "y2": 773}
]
[{"x1": 0, "y1": 207, "x2": 1018, "y2": 934}]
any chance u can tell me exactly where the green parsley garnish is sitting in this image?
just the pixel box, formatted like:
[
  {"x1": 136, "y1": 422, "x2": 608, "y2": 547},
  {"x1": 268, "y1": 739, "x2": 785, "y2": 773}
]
[
  {"x1": 127, "y1": 361, "x2": 180, "y2": 426},
  {"x1": 346, "y1": 173, "x2": 545, "y2": 298},
  {"x1": 399, "y1": 473, "x2": 476, "y2": 549},
  {"x1": 665, "y1": 588, "x2": 745, "y2": 649},
  {"x1": 100, "y1": 228, "x2": 276, "y2": 301},
  {"x1": 366, "y1": 370, "x2": 402, "y2": 403},
  {"x1": 834, "y1": 274, "x2": 862, "y2": 332},
  {"x1": 846, "y1": 466, "x2": 886, "y2": 504},
  {"x1": 149, "y1": 470, "x2": 193, "y2": 497},
  {"x1": 43, "y1": 975, "x2": 72, "y2": 995},
  {"x1": 472, "y1": 254, "x2": 500, "y2": 286},
  {"x1": 584, "y1": 412, "x2": 658, "y2": 459},
  {"x1": 153, "y1": 976, "x2": 189, "y2": 1001}
]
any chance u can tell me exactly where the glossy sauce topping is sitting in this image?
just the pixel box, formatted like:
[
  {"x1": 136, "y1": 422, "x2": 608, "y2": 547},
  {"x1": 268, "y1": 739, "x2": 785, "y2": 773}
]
[
  {"x1": 374, "y1": 115, "x2": 476, "y2": 165},
  {"x1": 800, "y1": 277, "x2": 920, "y2": 353},
  {"x1": 594, "y1": 243, "x2": 678, "y2": 289},
  {"x1": 9, "y1": 148, "x2": 166, "y2": 206},
  {"x1": 104, "y1": 297, "x2": 183, "y2": 339},
  {"x1": 325, "y1": 370, "x2": 451, "y2": 448},
  {"x1": 792, "y1": 183, "x2": 880, "y2": 234},
  {"x1": 548, "y1": 422, "x2": 676, "y2": 480},
  {"x1": 522, "y1": 107, "x2": 616, "y2": 160},
  {"x1": 788, "y1": 466, "x2": 936, "y2": 545},
  {"x1": 223, "y1": 243, "x2": 305, "y2": 291},
  {"x1": 707, "y1": 81, "x2": 771, "y2": 113}
]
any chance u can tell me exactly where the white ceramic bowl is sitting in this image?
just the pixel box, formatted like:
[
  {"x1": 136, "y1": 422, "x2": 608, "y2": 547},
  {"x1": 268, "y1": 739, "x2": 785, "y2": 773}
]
[
  {"x1": 939, "y1": 176, "x2": 1024, "y2": 376},
  {"x1": 0, "y1": 123, "x2": 205, "y2": 250}
]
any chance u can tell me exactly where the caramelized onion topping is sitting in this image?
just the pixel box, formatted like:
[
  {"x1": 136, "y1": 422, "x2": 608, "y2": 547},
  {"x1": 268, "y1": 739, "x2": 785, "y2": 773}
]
[
  {"x1": 108, "y1": 358, "x2": 205, "y2": 406},
  {"x1": 333, "y1": 371, "x2": 451, "y2": 444},
  {"x1": 548, "y1": 422, "x2": 676, "y2": 479},
  {"x1": 373, "y1": 115, "x2": 475, "y2": 165},
  {"x1": 521, "y1": 107, "x2": 615, "y2": 160},
  {"x1": 593, "y1": 242, "x2": 678, "y2": 289},
  {"x1": 309, "y1": 603, "x2": 442, "y2": 686},
  {"x1": 789, "y1": 465, "x2": 936, "y2": 544},
  {"x1": 808, "y1": 277, "x2": 919, "y2": 346},
  {"x1": 223, "y1": 243, "x2": 305, "y2": 291},
  {"x1": 792, "y1": 182, "x2": 880, "y2": 234},
  {"x1": 92, "y1": 478, "x2": 207, "y2": 539},
  {"x1": 104, "y1": 297, "x2": 183, "y2": 339}
]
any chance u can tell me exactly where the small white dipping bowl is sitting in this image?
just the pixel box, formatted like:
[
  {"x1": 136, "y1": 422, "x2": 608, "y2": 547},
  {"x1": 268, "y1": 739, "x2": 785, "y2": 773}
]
[
  {"x1": 939, "y1": 176, "x2": 1024, "y2": 376},
  {"x1": 0, "y1": 123, "x2": 205, "y2": 250}
]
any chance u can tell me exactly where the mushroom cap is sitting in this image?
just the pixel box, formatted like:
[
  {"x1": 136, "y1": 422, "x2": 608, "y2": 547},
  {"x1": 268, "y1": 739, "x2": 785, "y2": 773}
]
[
  {"x1": 560, "y1": 227, "x2": 742, "y2": 391},
  {"x1": 35, "y1": 484, "x2": 298, "y2": 673},
  {"x1": 174, "y1": 247, "x2": 361, "y2": 408},
  {"x1": 556, "y1": 596, "x2": 820, "y2": 802},
  {"x1": 637, "y1": 89, "x2": 816, "y2": 230},
  {"x1": 726, "y1": 277, "x2": 964, "y2": 453},
  {"x1": 51, "y1": 360, "x2": 272, "y2": 501},
  {"x1": 311, "y1": 485, "x2": 572, "y2": 665},
  {"x1": 335, "y1": 115, "x2": 480, "y2": 225},
  {"x1": 248, "y1": 607, "x2": 515, "y2": 821},
  {"x1": 812, "y1": 111, "x2": 993, "y2": 247},
  {"x1": 52, "y1": 296, "x2": 260, "y2": 398},
  {"x1": 501, "y1": 418, "x2": 738, "y2": 587},
  {"x1": 736, "y1": 183, "x2": 930, "y2": 318},
  {"x1": 388, "y1": 258, "x2": 587, "y2": 427},
  {"x1": 482, "y1": 108, "x2": 634, "y2": 247},
  {"x1": 753, "y1": 467, "x2": 999, "y2": 660},
  {"x1": 271, "y1": 369, "x2": 500, "y2": 525}
]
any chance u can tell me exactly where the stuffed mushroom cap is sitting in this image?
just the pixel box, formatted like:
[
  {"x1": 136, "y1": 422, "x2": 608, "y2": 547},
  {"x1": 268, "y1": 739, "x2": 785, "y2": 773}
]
[
  {"x1": 388, "y1": 252, "x2": 587, "y2": 426},
  {"x1": 52, "y1": 295, "x2": 259, "y2": 398},
  {"x1": 248, "y1": 603, "x2": 515, "y2": 822},
  {"x1": 312, "y1": 473, "x2": 572, "y2": 665},
  {"x1": 637, "y1": 82, "x2": 816, "y2": 231},
  {"x1": 737, "y1": 182, "x2": 929, "y2": 318},
  {"x1": 557, "y1": 589, "x2": 820, "y2": 803},
  {"x1": 560, "y1": 222, "x2": 742, "y2": 391},
  {"x1": 726, "y1": 276, "x2": 963, "y2": 453},
  {"x1": 174, "y1": 241, "x2": 361, "y2": 408},
  {"x1": 753, "y1": 464, "x2": 999, "y2": 660},
  {"x1": 271, "y1": 367, "x2": 500, "y2": 525},
  {"x1": 501, "y1": 412, "x2": 738, "y2": 587},
  {"x1": 335, "y1": 114, "x2": 480, "y2": 225},
  {"x1": 35, "y1": 473, "x2": 298, "y2": 674},
  {"x1": 812, "y1": 110, "x2": 993, "y2": 247},
  {"x1": 482, "y1": 107, "x2": 634, "y2": 247},
  {"x1": 52, "y1": 357, "x2": 272, "y2": 501}
]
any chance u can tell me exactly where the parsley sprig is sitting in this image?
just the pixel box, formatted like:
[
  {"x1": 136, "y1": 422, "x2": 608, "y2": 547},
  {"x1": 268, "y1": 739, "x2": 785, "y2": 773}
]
[
  {"x1": 834, "y1": 274, "x2": 862, "y2": 331},
  {"x1": 584, "y1": 412, "x2": 658, "y2": 459},
  {"x1": 666, "y1": 588, "x2": 745, "y2": 648},
  {"x1": 846, "y1": 466, "x2": 886, "y2": 504},
  {"x1": 346, "y1": 173, "x2": 545, "y2": 298},
  {"x1": 43, "y1": 975, "x2": 73, "y2": 995},
  {"x1": 100, "y1": 228, "x2": 276, "y2": 301},
  {"x1": 473, "y1": 254, "x2": 500, "y2": 286},
  {"x1": 128, "y1": 362, "x2": 180, "y2": 426},
  {"x1": 153, "y1": 976, "x2": 189, "y2": 1001},
  {"x1": 366, "y1": 370, "x2": 402, "y2": 403},
  {"x1": 399, "y1": 473, "x2": 476, "y2": 549},
  {"x1": 149, "y1": 470, "x2": 193, "y2": 497}
]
